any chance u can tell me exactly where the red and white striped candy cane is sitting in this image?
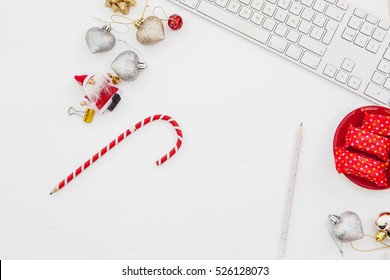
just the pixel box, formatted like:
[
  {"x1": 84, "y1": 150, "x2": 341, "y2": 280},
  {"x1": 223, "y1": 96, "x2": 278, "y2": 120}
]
[{"x1": 50, "y1": 114, "x2": 183, "y2": 195}]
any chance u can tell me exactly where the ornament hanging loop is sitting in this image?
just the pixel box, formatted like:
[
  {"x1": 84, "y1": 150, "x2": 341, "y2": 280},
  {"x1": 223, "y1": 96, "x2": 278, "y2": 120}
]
[{"x1": 153, "y1": 6, "x2": 169, "y2": 21}]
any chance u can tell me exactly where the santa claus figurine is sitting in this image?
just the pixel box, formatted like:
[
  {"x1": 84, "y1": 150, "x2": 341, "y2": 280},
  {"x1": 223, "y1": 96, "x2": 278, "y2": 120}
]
[{"x1": 74, "y1": 73, "x2": 121, "y2": 114}]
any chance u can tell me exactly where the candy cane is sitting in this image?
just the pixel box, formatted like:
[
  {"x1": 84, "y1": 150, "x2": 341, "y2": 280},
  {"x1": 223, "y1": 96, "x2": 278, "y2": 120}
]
[{"x1": 50, "y1": 115, "x2": 183, "y2": 195}]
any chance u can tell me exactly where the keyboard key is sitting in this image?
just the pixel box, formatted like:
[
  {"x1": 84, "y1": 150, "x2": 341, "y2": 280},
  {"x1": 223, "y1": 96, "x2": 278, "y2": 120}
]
[
  {"x1": 360, "y1": 22, "x2": 374, "y2": 36},
  {"x1": 313, "y1": 14, "x2": 326, "y2": 27},
  {"x1": 286, "y1": 29, "x2": 300, "y2": 42},
  {"x1": 341, "y1": 27, "x2": 355, "y2": 42},
  {"x1": 263, "y1": 2, "x2": 276, "y2": 16},
  {"x1": 239, "y1": 6, "x2": 253, "y2": 19},
  {"x1": 335, "y1": 70, "x2": 349, "y2": 83},
  {"x1": 263, "y1": 17, "x2": 276, "y2": 30},
  {"x1": 301, "y1": 8, "x2": 315, "y2": 21},
  {"x1": 354, "y1": 33, "x2": 367, "y2": 48},
  {"x1": 274, "y1": 9, "x2": 288, "y2": 22},
  {"x1": 268, "y1": 35, "x2": 288, "y2": 52},
  {"x1": 286, "y1": 15, "x2": 300, "y2": 28},
  {"x1": 277, "y1": 0, "x2": 291, "y2": 9},
  {"x1": 322, "y1": 19, "x2": 338, "y2": 44},
  {"x1": 366, "y1": 40, "x2": 380, "y2": 54},
  {"x1": 353, "y1": 9, "x2": 365, "y2": 19},
  {"x1": 365, "y1": 83, "x2": 390, "y2": 104},
  {"x1": 372, "y1": 28, "x2": 386, "y2": 42},
  {"x1": 384, "y1": 49, "x2": 390, "y2": 60},
  {"x1": 227, "y1": 1, "x2": 241, "y2": 13},
  {"x1": 179, "y1": 0, "x2": 200, "y2": 9},
  {"x1": 325, "y1": 5, "x2": 344, "y2": 22},
  {"x1": 251, "y1": 12, "x2": 264, "y2": 25},
  {"x1": 384, "y1": 78, "x2": 390, "y2": 90},
  {"x1": 215, "y1": 0, "x2": 229, "y2": 8},
  {"x1": 366, "y1": 14, "x2": 378, "y2": 25},
  {"x1": 298, "y1": 20, "x2": 312, "y2": 34},
  {"x1": 301, "y1": 0, "x2": 314, "y2": 7},
  {"x1": 197, "y1": 1, "x2": 271, "y2": 44},
  {"x1": 341, "y1": 58, "x2": 355, "y2": 72},
  {"x1": 336, "y1": 0, "x2": 348, "y2": 10},
  {"x1": 313, "y1": 0, "x2": 327, "y2": 13},
  {"x1": 300, "y1": 51, "x2": 321, "y2": 69},
  {"x1": 289, "y1": 2, "x2": 303, "y2": 15},
  {"x1": 377, "y1": 59, "x2": 390, "y2": 74},
  {"x1": 378, "y1": 20, "x2": 390, "y2": 31},
  {"x1": 347, "y1": 16, "x2": 362, "y2": 30},
  {"x1": 298, "y1": 36, "x2": 327, "y2": 56},
  {"x1": 286, "y1": 44, "x2": 303, "y2": 60},
  {"x1": 347, "y1": 76, "x2": 362, "y2": 90},
  {"x1": 323, "y1": 64, "x2": 337, "y2": 77},
  {"x1": 310, "y1": 26, "x2": 324, "y2": 40},
  {"x1": 251, "y1": 0, "x2": 265, "y2": 10},
  {"x1": 371, "y1": 71, "x2": 386, "y2": 85},
  {"x1": 275, "y1": 24, "x2": 288, "y2": 37}
]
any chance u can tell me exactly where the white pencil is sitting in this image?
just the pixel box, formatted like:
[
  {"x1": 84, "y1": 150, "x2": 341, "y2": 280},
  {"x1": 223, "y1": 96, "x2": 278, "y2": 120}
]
[{"x1": 279, "y1": 122, "x2": 303, "y2": 257}]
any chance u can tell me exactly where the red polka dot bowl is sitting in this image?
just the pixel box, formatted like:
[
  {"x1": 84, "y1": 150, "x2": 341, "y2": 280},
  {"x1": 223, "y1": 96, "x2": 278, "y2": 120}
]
[{"x1": 333, "y1": 105, "x2": 390, "y2": 190}]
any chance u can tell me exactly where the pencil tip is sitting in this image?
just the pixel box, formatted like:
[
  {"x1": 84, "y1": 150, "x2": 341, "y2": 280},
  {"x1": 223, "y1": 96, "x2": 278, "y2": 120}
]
[
  {"x1": 300, "y1": 122, "x2": 303, "y2": 126},
  {"x1": 50, "y1": 192, "x2": 52, "y2": 195}
]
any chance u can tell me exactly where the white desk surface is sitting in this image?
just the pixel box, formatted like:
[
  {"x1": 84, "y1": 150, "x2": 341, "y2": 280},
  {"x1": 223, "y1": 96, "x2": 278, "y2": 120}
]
[{"x1": 1, "y1": 0, "x2": 390, "y2": 260}]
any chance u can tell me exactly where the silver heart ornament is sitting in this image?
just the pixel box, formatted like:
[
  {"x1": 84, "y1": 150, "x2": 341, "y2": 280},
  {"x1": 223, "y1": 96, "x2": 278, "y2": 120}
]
[
  {"x1": 329, "y1": 211, "x2": 364, "y2": 242},
  {"x1": 111, "y1": 51, "x2": 147, "y2": 82},
  {"x1": 85, "y1": 25, "x2": 116, "y2": 54},
  {"x1": 136, "y1": 16, "x2": 165, "y2": 45}
]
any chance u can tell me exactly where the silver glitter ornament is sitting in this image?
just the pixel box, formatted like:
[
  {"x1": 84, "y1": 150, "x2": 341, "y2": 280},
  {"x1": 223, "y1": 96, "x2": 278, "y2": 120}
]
[
  {"x1": 329, "y1": 211, "x2": 364, "y2": 242},
  {"x1": 85, "y1": 25, "x2": 116, "y2": 54},
  {"x1": 111, "y1": 50, "x2": 147, "y2": 82},
  {"x1": 136, "y1": 16, "x2": 165, "y2": 45}
]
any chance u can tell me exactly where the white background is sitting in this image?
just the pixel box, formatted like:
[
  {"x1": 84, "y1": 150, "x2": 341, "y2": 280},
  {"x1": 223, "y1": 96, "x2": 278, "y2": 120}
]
[{"x1": 1, "y1": 0, "x2": 390, "y2": 260}]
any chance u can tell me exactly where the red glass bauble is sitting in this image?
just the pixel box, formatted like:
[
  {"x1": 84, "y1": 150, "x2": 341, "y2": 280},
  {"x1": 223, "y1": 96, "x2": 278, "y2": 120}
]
[{"x1": 168, "y1": 14, "x2": 183, "y2": 31}]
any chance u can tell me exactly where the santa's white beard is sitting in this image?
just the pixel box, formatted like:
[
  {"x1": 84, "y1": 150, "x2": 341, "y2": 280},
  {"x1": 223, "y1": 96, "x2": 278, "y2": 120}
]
[{"x1": 84, "y1": 76, "x2": 108, "y2": 102}]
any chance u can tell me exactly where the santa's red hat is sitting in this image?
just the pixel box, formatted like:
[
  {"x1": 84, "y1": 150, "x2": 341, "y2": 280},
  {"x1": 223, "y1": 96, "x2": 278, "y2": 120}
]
[{"x1": 74, "y1": 75, "x2": 94, "y2": 89}]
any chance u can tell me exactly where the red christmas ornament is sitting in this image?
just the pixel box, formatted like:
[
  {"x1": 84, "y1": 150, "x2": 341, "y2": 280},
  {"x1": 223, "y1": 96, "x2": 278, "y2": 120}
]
[{"x1": 168, "y1": 14, "x2": 183, "y2": 30}]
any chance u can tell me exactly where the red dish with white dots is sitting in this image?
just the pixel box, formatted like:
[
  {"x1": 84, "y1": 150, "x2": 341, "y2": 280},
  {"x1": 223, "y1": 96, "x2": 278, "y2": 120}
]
[{"x1": 333, "y1": 106, "x2": 390, "y2": 190}]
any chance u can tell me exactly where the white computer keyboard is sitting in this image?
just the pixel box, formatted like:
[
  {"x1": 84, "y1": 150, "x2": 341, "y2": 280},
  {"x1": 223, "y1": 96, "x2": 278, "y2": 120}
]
[{"x1": 169, "y1": 0, "x2": 390, "y2": 106}]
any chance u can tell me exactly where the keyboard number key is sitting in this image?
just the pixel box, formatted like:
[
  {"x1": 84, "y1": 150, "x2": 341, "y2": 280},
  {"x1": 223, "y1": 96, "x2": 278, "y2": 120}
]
[
  {"x1": 277, "y1": 0, "x2": 291, "y2": 10},
  {"x1": 354, "y1": 33, "x2": 368, "y2": 48},
  {"x1": 384, "y1": 78, "x2": 390, "y2": 90},
  {"x1": 378, "y1": 20, "x2": 390, "y2": 31},
  {"x1": 347, "y1": 16, "x2": 361, "y2": 30},
  {"x1": 366, "y1": 40, "x2": 380, "y2": 54},
  {"x1": 378, "y1": 59, "x2": 390, "y2": 74},
  {"x1": 383, "y1": 48, "x2": 390, "y2": 61},
  {"x1": 301, "y1": 51, "x2": 321, "y2": 69},
  {"x1": 289, "y1": 2, "x2": 303, "y2": 15},
  {"x1": 313, "y1": 14, "x2": 326, "y2": 27},
  {"x1": 335, "y1": 70, "x2": 349, "y2": 83},
  {"x1": 347, "y1": 76, "x2": 362, "y2": 90},
  {"x1": 310, "y1": 27, "x2": 324, "y2": 40},
  {"x1": 323, "y1": 64, "x2": 337, "y2": 78},
  {"x1": 353, "y1": 8, "x2": 365, "y2": 19},
  {"x1": 313, "y1": 0, "x2": 327, "y2": 13},
  {"x1": 263, "y1": 17, "x2": 276, "y2": 31},
  {"x1": 286, "y1": 15, "x2": 300, "y2": 28},
  {"x1": 371, "y1": 71, "x2": 386, "y2": 85},
  {"x1": 372, "y1": 28, "x2": 386, "y2": 42},
  {"x1": 360, "y1": 22, "x2": 374, "y2": 36},
  {"x1": 365, "y1": 83, "x2": 390, "y2": 104},
  {"x1": 366, "y1": 14, "x2": 378, "y2": 25},
  {"x1": 301, "y1": 0, "x2": 314, "y2": 7},
  {"x1": 301, "y1": 8, "x2": 315, "y2": 21}
]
